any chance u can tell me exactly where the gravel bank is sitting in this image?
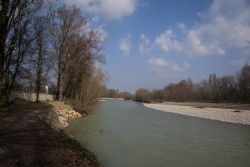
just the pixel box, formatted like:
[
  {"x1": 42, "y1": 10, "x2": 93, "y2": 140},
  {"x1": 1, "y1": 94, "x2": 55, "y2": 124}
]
[{"x1": 143, "y1": 103, "x2": 250, "y2": 125}]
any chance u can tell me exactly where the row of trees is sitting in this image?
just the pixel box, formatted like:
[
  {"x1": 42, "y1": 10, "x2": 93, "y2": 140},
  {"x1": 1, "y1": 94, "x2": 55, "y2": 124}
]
[
  {"x1": 102, "y1": 64, "x2": 249, "y2": 103},
  {"x1": 0, "y1": 0, "x2": 44, "y2": 99},
  {"x1": 134, "y1": 64, "x2": 250, "y2": 103},
  {"x1": 0, "y1": 1, "x2": 106, "y2": 111},
  {"x1": 100, "y1": 87, "x2": 134, "y2": 100}
]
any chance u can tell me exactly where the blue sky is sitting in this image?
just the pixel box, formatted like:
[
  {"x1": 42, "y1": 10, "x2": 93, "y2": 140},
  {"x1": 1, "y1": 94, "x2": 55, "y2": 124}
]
[{"x1": 63, "y1": 0, "x2": 250, "y2": 92}]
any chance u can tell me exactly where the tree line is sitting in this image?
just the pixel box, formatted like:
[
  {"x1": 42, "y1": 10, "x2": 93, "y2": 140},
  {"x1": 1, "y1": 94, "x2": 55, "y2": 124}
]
[
  {"x1": 134, "y1": 64, "x2": 250, "y2": 103},
  {"x1": 100, "y1": 87, "x2": 134, "y2": 100},
  {"x1": 0, "y1": 0, "x2": 106, "y2": 112},
  {"x1": 103, "y1": 64, "x2": 250, "y2": 103}
]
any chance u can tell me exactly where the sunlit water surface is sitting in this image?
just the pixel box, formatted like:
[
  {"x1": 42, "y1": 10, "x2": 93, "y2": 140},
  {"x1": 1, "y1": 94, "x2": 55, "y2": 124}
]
[{"x1": 68, "y1": 100, "x2": 250, "y2": 167}]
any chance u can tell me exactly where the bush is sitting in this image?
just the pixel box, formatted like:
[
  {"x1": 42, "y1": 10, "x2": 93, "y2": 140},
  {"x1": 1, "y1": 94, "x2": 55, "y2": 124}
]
[{"x1": 135, "y1": 88, "x2": 151, "y2": 103}]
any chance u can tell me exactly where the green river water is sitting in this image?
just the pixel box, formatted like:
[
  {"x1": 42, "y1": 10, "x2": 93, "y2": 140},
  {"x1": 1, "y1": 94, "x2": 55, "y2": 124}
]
[{"x1": 68, "y1": 100, "x2": 250, "y2": 167}]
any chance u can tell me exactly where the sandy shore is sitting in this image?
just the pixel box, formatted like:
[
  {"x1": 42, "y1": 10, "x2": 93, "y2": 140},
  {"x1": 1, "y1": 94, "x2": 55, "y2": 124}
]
[{"x1": 143, "y1": 103, "x2": 250, "y2": 125}]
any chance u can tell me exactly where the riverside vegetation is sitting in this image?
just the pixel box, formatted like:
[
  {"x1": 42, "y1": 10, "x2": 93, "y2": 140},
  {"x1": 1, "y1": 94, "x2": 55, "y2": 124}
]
[
  {"x1": 0, "y1": 0, "x2": 106, "y2": 111},
  {"x1": 0, "y1": 0, "x2": 106, "y2": 166},
  {"x1": 102, "y1": 64, "x2": 250, "y2": 104},
  {"x1": 135, "y1": 64, "x2": 250, "y2": 103}
]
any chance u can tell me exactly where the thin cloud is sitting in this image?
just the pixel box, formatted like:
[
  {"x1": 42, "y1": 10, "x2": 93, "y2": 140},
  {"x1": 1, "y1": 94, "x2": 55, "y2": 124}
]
[
  {"x1": 155, "y1": 29, "x2": 182, "y2": 53},
  {"x1": 63, "y1": 0, "x2": 137, "y2": 20},
  {"x1": 147, "y1": 57, "x2": 189, "y2": 73},
  {"x1": 94, "y1": 26, "x2": 108, "y2": 42},
  {"x1": 139, "y1": 33, "x2": 151, "y2": 56},
  {"x1": 148, "y1": 57, "x2": 166, "y2": 67},
  {"x1": 119, "y1": 34, "x2": 132, "y2": 55}
]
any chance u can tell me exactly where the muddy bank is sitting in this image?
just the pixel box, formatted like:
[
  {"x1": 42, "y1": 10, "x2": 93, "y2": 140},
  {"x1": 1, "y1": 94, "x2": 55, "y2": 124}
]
[{"x1": 0, "y1": 100, "x2": 102, "y2": 167}]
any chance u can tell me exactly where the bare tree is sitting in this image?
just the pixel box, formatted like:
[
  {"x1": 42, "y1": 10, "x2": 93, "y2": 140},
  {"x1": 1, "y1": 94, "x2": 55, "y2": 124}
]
[
  {"x1": 238, "y1": 63, "x2": 250, "y2": 102},
  {"x1": 135, "y1": 88, "x2": 151, "y2": 102},
  {"x1": 50, "y1": 5, "x2": 105, "y2": 101},
  {"x1": 134, "y1": 64, "x2": 249, "y2": 103},
  {"x1": 0, "y1": 0, "x2": 43, "y2": 99},
  {"x1": 50, "y1": 5, "x2": 86, "y2": 100},
  {"x1": 72, "y1": 67, "x2": 106, "y2": 112},
  {"x1": 31, "y1": 16, "x2": 49, "y2": 102}
]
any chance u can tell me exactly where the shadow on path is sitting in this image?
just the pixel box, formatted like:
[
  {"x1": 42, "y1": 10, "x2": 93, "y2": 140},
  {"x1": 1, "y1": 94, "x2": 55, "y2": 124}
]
[{"x1": 0, "y1": 101, "x2": 101, "y2": 167}]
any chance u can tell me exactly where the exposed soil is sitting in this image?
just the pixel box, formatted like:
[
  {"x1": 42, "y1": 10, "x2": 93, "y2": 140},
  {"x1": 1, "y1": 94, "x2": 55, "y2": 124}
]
[{"x1": 0, "y1": 100, "x2": 102, "y2": 167}]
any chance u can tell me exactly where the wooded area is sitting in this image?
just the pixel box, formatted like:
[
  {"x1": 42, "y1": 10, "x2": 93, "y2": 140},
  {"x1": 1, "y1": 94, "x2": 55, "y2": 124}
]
[
  {"x1": 102, "y1": 64, "x2": 250, "y2": 103},
  {"x1": 0, "y1": 0, "x2": 106, "y2": 111},
  {"x1": 134, "y1": 64, "x2": 250, "y2": 103}
]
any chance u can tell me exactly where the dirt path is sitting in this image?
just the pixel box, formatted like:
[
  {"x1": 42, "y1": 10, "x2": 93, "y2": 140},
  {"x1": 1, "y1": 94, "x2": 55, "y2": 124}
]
[{"x1": 0, "y1": 101, "x2": 101, "y2": 167}]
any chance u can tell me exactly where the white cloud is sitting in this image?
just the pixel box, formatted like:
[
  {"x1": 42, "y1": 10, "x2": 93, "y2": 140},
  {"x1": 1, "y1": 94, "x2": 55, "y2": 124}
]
[
  {"x1": 148, "y1": 57, "x2": 166, "y2": 67},
  {"x1": 184, "y1": 29, "x2": 225, "y2": 56},
  {"x1": 147, "y1": 57, "x2": 189, "y2": 73},
  {"x1": 154, "y1": 0, "x2": 250, "y2": 57},
  {"x1": 101, "y1": 0, "x2": 136, "y2": 20},
  {"x1": 155, "y1": 29, "x2": 182, "y2": 53},
  {"x1": 177, "y1": 23, "x2": 187, "y2": 34},
  {"x1": 63, "y1": 0, "x2": 137, "y2": 20},
  {"x1": 139, "y1": 33, "x2": 150, "y2": 55},
  {"x1": 147, "y1": 58, "x2": 192, "y2": 80},
  {"x1": 119, "y1": 34, "x2": 132, "y2": 55}
]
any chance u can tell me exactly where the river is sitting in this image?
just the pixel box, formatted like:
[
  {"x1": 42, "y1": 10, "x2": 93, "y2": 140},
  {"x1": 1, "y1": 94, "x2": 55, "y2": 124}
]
[{"x1": 67, "y1": 100, "x2": 250, "y2": 167}]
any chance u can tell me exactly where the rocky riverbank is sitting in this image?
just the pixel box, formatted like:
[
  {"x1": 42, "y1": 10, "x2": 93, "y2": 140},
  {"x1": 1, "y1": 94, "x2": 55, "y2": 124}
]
[
  {"x1": 43, "y1": 102, "x2": 83, "y2": 130},
  {"x1": 143, "y1": 103, "x2": 250, "y2": 125}
]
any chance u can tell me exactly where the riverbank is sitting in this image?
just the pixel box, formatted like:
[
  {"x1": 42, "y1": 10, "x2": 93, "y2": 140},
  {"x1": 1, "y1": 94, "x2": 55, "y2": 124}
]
[
  {"x1": 143, "y1": 102, "x2": 250, "y2": 125},
  {"x1": 0, "y1": 100, "x2": 102, "y2": 167},
  {"x1": 43, "y1": 101, "x2": 83, "y2": 130},
  {"x1": 161, "y1": 101, "x2": 250, "y2": 110}
]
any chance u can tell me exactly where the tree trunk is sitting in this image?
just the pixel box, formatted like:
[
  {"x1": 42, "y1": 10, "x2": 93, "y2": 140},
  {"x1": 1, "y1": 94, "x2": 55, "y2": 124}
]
[
  {"x1": 0, "y1": 0, "x2": 8, "y2": 88},
  {"x1": 55, "y1": 62, "x2": 61, "y2": 100},
  {"x1": 35, "y1": 66, "x2": 42, "y2": 102},
  {"x1": 36, "y1": 71, "x2": 41, "y2": 102}
]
